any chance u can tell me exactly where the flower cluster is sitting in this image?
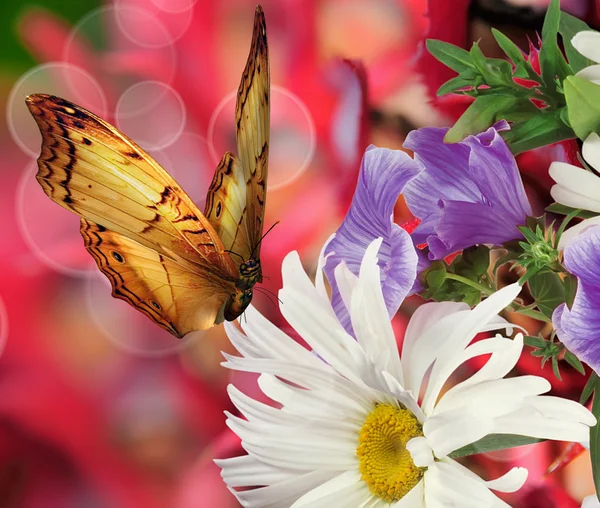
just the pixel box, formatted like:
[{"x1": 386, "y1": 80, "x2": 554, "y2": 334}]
[{"x1": 214, "y1": 1, "x2": 600, "y2": 506}]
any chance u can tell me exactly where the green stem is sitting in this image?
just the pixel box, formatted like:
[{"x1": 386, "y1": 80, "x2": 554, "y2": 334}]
[
  {"x1": 510, "y1": 304, "x2": 551, "y2": 323},
  {"x1": 445, "y1": 273, "x2": 494, "y2": 296}
]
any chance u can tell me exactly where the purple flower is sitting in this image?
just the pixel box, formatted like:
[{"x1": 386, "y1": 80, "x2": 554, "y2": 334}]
[
  {"x1": 553, "y1": 226, "x2": 600, "y2": 375},
  {"x1": 403, "y1": 122, "x2": 532, "y2": 260},
  {"x1": 324, "y1": 146, "x2": 421, "y2": 330}
]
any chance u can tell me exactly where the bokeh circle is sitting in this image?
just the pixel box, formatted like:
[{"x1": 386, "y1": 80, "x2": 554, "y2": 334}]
[
  {"x1": 16, "y1": 162, "x2": 96, "y2": 277},
  {"x1": 208, "y1": 85, "x2": 316, "y2": 191},
  {"x1": 115, "y1": 81, "x2": 186, "y2": 151},
  {"x1": 85, "y1": 271, "x2": 203, "y2": 358},
  {"x1": 7, "y1": 62, "x2": 107, "y2": 158}
]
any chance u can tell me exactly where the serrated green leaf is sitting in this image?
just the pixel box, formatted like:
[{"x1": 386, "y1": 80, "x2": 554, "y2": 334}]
[
  {"x1": 449, "y1": 434, "x2": 543, "y2": 458},
  {"x1": 581, "y1": 372, "x2": 597, "y2": 404},
  {"x1": 445, "y1": 95, "x2": 517, "y2": 143},
  {"x1": 425, "y1": 261, "x2": 447, "y2": 291},
  {"x1": 559, "y1": 12, "x2": 594, "y2": 73},
  {"x1": 546, "y1": 203, "x2": 600, "y2": 219},
  {"x1": 565, "y1": 75, "x2": 600, "y2": 140},
  {"x1": 528, "y1": 270, "x2": 565, "y2": 319},
  {"x1": 564, "y1": 349, "x2": 586, "y2": 375},
  {"x1": 590, "y1": 376, "x2": 600, "y2": 497},
  {"x1": 426, "y1": 39, "x2": 474, "y2": 73}
]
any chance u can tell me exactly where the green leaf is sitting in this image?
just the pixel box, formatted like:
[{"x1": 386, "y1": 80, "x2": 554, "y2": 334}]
[
  {"x1": 546, "y1": 203, "x2": 600, "y2": 219},
  {"x1": 502, "y1": 108, "x2": 575, "y2": 155},
  {"x1": 524, "y1": 335, "x2": 548, "y2": 348},
  {"x1": 539, "y1": 0, "x2": 572, "y2": 87},
  {"x1": 445, "y1": 95, "x2": 517, "y2": 143},
  {"x1": 564, "y1": 349, "x2": 586, "y2": 375},
  {"x1": 450, "y1": 434, "x2": 543, "y2": 458},
  {"x1": 564, "y1": 75, "x2": 600, "y2": 140},
  {"x1": 564, "y1": 274, "x2": 578, "y2": 310},
  {"x1": 492, "y1": 28, "x2": 526, "y2": 66},
  {"x1": 437, "y1": 75, "x2": 475, "y2": 97},
  {"x1": 528, "y1": 270, "x2": 565, "y2": 319},
  {"x1": 559, "y1": 12, "x2": 594, "y2": 73},
  {"x1": 590, "y1": 376, "x2": 600, "y2": 497},
  {"x1": 469, "y1": 42, "x2": 515, "y2": 87},
  {"x1": 426, "y1": 39, "x2": 474, "y2": 73},
  {"x1": 581, "y1": 372, "x2": 598, "y2": 404},
  {"x1": 552, "y1": 355, "x2": 563, "y2": 380}
]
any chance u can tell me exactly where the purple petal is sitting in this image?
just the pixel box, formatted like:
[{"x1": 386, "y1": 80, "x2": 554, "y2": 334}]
[
  {"x1": 324, "y1": 146, "x2": 421, "y2": 331},
  {"x1": 404, "y1": 124, "x2": 531, "y2": 259},
  {"x1": 553, "y1": 225, "x2": 600, "y2": 375}
]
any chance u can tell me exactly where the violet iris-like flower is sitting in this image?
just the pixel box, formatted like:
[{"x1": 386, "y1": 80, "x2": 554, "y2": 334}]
[
  {"x1": 553, "y1": 225, "x2": 600, "y2": 375},
  {"x1": 403, "y1": 122, "x2": 532, "y2": 260},
  {"x1": 323, "y1": 146, "x2": 421, "y2": 330}
]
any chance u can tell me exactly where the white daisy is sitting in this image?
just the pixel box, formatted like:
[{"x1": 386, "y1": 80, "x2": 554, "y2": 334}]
[
  {"x1": 583, "y1": 495, "x2": 600, "y2": 508},
  {"x1": 217, "y1": 239, "x2": 595, "y2": 507},
  {"x1": 549, "y1": 132, "x2": 600, "y2": 248},
  {"x1": 572, "y1": 31, "x2": 600, "y2": 85}
]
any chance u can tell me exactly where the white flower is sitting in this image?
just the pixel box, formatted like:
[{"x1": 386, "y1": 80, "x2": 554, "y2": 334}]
[
  {"x1": 549, "y1": 132, "x2": 600, "y2": 248},
  {"x1": 572, "y1": 31, "x2": 600, "y2": 85},
  {"x1": 217, "y1": 239, "x2": 595, "y2": 507},
  {"x1": 583, "y1": 495, "x2": 600, "y2": 508}
]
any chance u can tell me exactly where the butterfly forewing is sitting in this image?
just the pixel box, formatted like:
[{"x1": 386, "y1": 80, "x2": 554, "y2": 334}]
[
  {"x1": 26, "y1": 93, "x2": 238, "y2": 281},
  {"x1": 206, "y1": 6, "x2": 270, "y2": 262}
]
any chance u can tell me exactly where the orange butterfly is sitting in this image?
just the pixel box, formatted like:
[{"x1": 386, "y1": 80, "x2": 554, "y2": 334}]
[{"x1": 26, "y1": 6, "x2": 270, "y2": 338}]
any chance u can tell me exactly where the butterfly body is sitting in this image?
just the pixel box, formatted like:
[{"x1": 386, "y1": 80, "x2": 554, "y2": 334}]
[{"x1": 26, "y1": 6, "x2": 270, "y2": 338}]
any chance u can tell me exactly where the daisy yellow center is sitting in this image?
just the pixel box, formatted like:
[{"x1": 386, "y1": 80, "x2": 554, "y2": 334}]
[{"x1": 356, "y1": 403, "x2": 425, "y2": 503}]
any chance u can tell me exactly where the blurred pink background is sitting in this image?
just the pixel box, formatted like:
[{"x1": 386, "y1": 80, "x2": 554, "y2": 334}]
[{"x1": 0, "y1": 0, "x2": 599, "y2": 506}]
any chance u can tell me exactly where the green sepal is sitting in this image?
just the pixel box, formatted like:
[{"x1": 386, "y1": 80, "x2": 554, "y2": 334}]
[
  {"x1": 564, "y1": 75, "x2": 600, "y2": 140},
  {"x1": 564, "y1": 274, "x2": 578, "y2": 310},
  {"x1": 449, "y1": 434, "x2": 543, "y2": 458},
  {"x1": 564, "y1": 349, "x2": 586, "y2": 375},
  {"x1": 546, "y1": 203, "x2": 600, "y2": 219},
  {"x1": 539, "y1": 0, "x2": 573, "y2": 87},
  {"x1": 581, "y1": 372, "x2": 598, "y2": 404},
  {"x1": 590, "y1": 376, "x2": 600, "y2": 498},
  {"x1": 559, "y1": 12, "x2": 594, "y2": 73}
]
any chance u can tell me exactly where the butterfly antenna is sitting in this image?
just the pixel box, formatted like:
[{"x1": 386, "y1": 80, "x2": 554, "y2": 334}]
[
  {"x1": 254, "y1": 288, "x2": 279, "y2": 309},
  {"x1": 225, "y1": 250, "x2": 245, "y2": 262},
  {"x1": 250, "y1": 221, "x2": 280, "y2": 258},
  {"x1": 256, "y1": 286, "x2": 283, "y2": 305}
]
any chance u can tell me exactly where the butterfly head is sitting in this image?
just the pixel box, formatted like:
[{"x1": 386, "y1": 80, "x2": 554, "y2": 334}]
[{"x1": 224, "y1": 288, "x2": 253, "y2": 321}]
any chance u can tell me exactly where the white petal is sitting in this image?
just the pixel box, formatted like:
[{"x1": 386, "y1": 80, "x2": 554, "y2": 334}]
[
  {"x1": 334, "y1": 261, "x2": 358, "y2": 316},
  {"x1": 557, "y1": 217, "x2": 600, "y2": 250},
  {"x1": 279, "y1": 252, "x2": 368, "y2": 385},
  {"x1": 316, "y1": 233, "x2": 336, "y2": 300},
  {"x1": 577, "y1": 65, "x2": 600, "y2": 85},
  {"x1": 484, "y1": 467, "x2": 528, "y2": 493},
  {"x1": 351, "y1": 238, "x2": 403, "y2": 382},
  {"x1": 232, "y1": 470, "x2": 339, "y2": 508},
  {"x1": 584, "y1": 133, "x2": 600, "y2": 172},
  {"x1": 572, "y1": 31, "x2": 600, "y2": 64},
  {"x1": 549, "y1": 161, "x2": 600, "y2": 213},
  {"x1": 216, "y1": 454, "x2": 301, "y2": 487},
  {"x1": 291, "y1": 470, "x2": 373, "y2": 507},
  {"x1": 401, "y1": 302, "x2": 469, "y2": 396},
  {"x1": 381, "y1": 371, "x2": 425, "y2": 422},
  {"x1": 582, "y1": 495, "x2": 600, "y2": 508},
  {"x1": 391, "y1": 479, "x2": 425, "y2": 507},
  {"x1": 406, "y1": 436, "x2": 434, "y2": 467},
  {"x1": 423, "y1": 404, "x2": 494, "y2": 458},
  {"x1": 436, "y1": 333, "x2": 524, "y2": 400}
]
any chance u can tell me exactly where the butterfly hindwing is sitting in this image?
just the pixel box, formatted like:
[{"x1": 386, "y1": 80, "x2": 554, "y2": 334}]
[
  {"x1": 81, "y1": 219, "x2": 233, "y2": 337},
  {"x1": 26, "y1": 93, "x2": 238, "y2": 280}
]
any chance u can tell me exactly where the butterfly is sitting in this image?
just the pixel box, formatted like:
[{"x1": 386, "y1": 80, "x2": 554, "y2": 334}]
[{"x1": 25, "y1": 6, "x2": 270, "y2": 338}]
